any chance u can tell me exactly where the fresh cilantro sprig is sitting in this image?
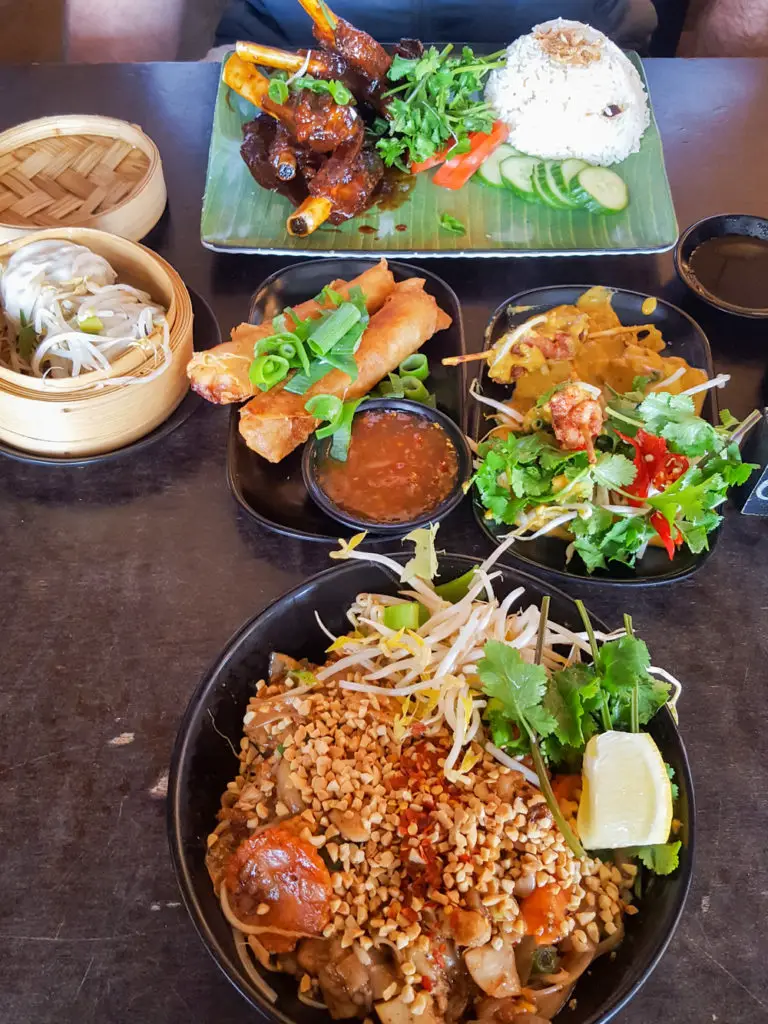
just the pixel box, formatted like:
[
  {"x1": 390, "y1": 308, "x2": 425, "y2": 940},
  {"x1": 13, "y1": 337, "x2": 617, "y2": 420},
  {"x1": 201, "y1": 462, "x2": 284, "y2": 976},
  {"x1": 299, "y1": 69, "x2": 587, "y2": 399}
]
[
  {"x1": 370, "y1": 45, "x2": 506, "y2": 172},
  {"x1": 479, "y1": 599, "x2": 587, "y2": 858},
  {"x1": 479, "y1": 599, "x2": 675, "y2": 872}
]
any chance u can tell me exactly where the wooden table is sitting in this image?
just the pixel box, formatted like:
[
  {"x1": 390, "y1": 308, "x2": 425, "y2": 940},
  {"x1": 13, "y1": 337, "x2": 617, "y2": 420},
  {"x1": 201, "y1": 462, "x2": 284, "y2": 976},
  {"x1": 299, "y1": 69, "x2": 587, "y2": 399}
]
[{"x1": 0, "y1": 60, "x2": 767, "y2": 1024}]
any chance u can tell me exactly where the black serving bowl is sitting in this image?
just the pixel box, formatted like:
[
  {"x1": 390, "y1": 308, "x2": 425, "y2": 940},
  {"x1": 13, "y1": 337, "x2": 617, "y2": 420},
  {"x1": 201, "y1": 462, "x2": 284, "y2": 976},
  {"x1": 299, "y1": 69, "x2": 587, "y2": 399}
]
[
  {"x1": 169, "y1": 553, "x2": 694, "y2": 1024},
  {"x1": 301, "y1": 397, "x2": 473, "y2": 535},
  {"x1": 473, "y1": 285, "x2": 719, "y2": 586},
  {"x1": 674, "y1": 214, "x2": 768, "y2": 318}
]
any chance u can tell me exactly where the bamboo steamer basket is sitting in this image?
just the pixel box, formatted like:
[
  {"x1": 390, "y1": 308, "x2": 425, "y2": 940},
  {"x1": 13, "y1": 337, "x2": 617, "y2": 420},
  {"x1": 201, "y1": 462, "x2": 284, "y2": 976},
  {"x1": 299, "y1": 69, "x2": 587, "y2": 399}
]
[
  {"x1": 0, "y1": 227, "x2": 193, "y2": 457},
  {"x1": 0, "y1": 115, "x2": 166, "y2": 244}
]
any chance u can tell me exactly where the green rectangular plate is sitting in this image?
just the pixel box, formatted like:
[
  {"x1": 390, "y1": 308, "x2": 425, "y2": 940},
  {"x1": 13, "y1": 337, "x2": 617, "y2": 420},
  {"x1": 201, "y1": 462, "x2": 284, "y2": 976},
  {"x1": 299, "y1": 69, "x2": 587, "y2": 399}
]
[{"x1": 201, "y1": 54, "x2": 677, "y2": 258}]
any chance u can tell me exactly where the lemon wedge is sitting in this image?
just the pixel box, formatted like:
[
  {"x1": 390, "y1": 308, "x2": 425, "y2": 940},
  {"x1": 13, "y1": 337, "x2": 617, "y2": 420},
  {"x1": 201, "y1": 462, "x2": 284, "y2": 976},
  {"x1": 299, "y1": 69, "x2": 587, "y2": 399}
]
[{"x1": 577, "y1": 731, "x2": 673, "y2": 850}]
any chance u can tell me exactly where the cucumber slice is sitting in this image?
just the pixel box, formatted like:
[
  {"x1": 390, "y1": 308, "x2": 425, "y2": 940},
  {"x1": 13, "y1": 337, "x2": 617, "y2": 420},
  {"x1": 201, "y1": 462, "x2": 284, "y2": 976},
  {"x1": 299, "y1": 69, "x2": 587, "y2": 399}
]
[
  {"x1": 560, "y1": 158, "x2": 589, "y2": 187},
  {"x1": 499, "y1": 156, "x2": 539, "y2": 201},
  {"x1": 570, "y1": 167, "x2": 629, "y2": 214},
  {"x1": 543, "y1": 162, "x2": 580, "y2": 208},
  {"x1": 532, "y1": 161, "x2": 568, "y2": 209},
  {"x1": 475, "y1": 144, "x2": 520, "y2": 188}
]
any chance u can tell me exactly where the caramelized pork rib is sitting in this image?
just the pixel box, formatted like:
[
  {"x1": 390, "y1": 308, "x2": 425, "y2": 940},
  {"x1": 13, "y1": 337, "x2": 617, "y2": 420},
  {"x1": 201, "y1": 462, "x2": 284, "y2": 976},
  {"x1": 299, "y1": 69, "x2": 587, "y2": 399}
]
[{"x1": 308, "y1": 141, "x2": 384, "y2": 223}]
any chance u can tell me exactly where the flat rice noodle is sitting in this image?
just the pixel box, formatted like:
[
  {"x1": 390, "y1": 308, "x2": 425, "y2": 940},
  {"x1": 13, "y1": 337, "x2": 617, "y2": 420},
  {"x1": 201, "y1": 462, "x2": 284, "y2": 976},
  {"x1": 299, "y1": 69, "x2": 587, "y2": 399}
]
[
  {"x1": 238, "y1": 278, "x2": 452, "y2": 463},
  {"x1": 186, "y1": 260, "x2": 395, "y2": 404}
]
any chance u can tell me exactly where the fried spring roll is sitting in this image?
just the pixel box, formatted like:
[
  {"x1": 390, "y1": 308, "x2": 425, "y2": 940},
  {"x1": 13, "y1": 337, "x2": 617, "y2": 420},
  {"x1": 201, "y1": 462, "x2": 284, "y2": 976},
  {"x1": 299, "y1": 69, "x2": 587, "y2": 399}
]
[
  {"x1": 238, "y1": 278, "x2": 452, "y2": 463},
  {"x1": 187, "y1": 260, "x2": 395, "y2": 404}
]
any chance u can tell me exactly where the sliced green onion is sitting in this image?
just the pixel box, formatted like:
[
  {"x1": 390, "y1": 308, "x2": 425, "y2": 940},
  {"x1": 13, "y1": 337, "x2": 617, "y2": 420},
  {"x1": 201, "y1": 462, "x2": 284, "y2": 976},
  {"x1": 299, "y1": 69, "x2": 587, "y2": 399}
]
[
  {"x1": 398, "y1": 353, "x2": 429, "y2": 381},
  {"x1": 306, "y1": 394, "x2": 344, "y2": 438},
  {"x1": 383, "y1": 602, "x2": 423, "y2": 630},
  {"x1": 249, "y1": 354, "x2": 290, "y2": 392},
  {"x1": 328, "y1": 398, "x2": 364, "y2": 461},
  {"x1": 434, "y1": 568, "x2": 476, "y2": 603},
  {"x1": 401, "y1": 376, "x2": 430, "y2": 403},
  {"x1": 307, "y1": 303, "x2": 362, "y2": 356}
]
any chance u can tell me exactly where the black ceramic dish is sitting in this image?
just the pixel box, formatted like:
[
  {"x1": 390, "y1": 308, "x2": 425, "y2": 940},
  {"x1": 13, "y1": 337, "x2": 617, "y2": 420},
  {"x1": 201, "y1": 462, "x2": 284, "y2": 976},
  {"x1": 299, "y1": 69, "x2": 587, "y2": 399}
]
[
  {"x1": 302, "y1": 397, "x2": 472, "y2": 535},
  {"x1": 227, "y1": 259, "x2": 465, "y2": 543},
  {"x1": 471, "y1": 285, "x2": 719, "y2": 586},
  {"x1": 674, "y1": 214, "x2": 768, "y2": 318},
  {"x1": 169, "y1": 553, "x2": 694, "y2": 1024},
  {"x1": 0, "y1": 287, "x2": 219, "y2": 467}
]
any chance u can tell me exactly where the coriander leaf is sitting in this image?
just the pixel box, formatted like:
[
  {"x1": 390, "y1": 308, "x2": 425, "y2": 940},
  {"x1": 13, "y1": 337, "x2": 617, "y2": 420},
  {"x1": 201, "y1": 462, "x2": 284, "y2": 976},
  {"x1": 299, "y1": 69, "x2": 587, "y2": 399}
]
[
  {"x1": 478, "y1": 642, "x2": 557, "y2": 741},
  {"x1": 486, "y1": 703, "x2": 528, "y2": 755},
  {"x1": 632, "y1": 372, "x2": 659, "y2": 393},
  {"x1": 542, "y1": 663, "x2": 601, "y2": 751},
  {"x1": 592, "y1": 453, "x2": 637, "y2": 489},
  {"x1": 665, "y1": 763, "x2": 680, "y2": 801},
  {"x1": 596, "y1": 635, "x2": 651, "y2": 694},
  {"x1": 627, "y1": 842, "x2": 681, "y2": 875},
  {"x1": 608, "y1": 672, "x2": 670, "y2": 730},
  {"x1": 638, "y1": 392, "x2": 720, "y2": 456},
  {"x1": 439, "y1": 213, "x2": 466, "y2": 235}
]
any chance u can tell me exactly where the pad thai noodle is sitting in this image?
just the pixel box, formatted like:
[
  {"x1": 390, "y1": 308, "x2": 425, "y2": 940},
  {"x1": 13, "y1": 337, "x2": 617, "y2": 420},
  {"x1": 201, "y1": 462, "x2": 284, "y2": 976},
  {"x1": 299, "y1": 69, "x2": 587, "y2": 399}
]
[{"x1": 206, "y1": 530, "x2": 685, "y2": 1023}]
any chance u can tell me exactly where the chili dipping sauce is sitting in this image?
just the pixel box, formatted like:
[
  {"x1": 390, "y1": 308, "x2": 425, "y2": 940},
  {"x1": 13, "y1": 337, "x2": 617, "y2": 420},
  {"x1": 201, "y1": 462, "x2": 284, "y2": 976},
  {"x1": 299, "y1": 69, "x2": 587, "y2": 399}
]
[{"x1": 317, "y1": 410, "x2": 459, "y2": 523}]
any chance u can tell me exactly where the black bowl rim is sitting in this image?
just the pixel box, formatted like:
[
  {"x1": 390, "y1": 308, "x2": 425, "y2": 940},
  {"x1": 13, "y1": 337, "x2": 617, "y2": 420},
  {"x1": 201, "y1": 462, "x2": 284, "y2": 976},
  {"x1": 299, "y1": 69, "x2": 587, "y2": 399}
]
[
  {"x1": 301, "y1": 397, "x2": 472, "y2": 535},
  {"x1": 674, "y1": 213, "x2": 768, "y2": 318},
  {"x1": 168, "y1": 552, "x2": 695, "y2": 1024},
  {"x1": 472, "y1": 283, "x2": 719, "y2": 586}
]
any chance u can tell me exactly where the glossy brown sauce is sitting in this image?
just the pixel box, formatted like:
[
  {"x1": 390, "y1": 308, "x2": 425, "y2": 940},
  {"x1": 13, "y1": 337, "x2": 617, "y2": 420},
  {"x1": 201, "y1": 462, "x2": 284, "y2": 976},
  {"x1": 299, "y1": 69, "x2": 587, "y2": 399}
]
[
  {"x1": 358, "y1": 224, "x2": 376, "y2": 234},
  {"x1": 395, "y1": 223, "x2": 408, "y2": 232},
  {"x1": 689, "y1": 234, "x2": 768, "y2": 310},
  {"x1": 318, "y1": 410, "x2": 459, "y2": 523},
  {"x1": 376, "y1": 168, "x2": 417, "y2": 211}
]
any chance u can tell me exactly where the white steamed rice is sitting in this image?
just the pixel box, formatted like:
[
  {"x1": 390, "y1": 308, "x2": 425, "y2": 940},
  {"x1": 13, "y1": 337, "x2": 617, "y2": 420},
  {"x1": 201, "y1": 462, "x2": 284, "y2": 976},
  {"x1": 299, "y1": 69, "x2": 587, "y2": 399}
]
[{"x1": 485, "y1": 20, "x2": 650, "y2": 166}]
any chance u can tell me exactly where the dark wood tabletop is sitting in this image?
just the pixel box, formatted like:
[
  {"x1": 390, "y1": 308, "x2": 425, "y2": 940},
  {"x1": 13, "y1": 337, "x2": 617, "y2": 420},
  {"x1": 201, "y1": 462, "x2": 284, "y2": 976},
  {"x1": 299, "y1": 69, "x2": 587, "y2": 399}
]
[{"x1": 1, "y1": 59, "x2": 767, "y2": 1024}]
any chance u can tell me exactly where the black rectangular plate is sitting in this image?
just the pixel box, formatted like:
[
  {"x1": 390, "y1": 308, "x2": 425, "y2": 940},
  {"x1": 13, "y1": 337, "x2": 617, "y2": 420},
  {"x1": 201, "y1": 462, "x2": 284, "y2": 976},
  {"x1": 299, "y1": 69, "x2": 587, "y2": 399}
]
[
  {"x1": 471, "y1": 285, "x2": 720, "y2": 586},
  {"x1": 228, "y1": 259, "x2": 466, "y2": 542}
]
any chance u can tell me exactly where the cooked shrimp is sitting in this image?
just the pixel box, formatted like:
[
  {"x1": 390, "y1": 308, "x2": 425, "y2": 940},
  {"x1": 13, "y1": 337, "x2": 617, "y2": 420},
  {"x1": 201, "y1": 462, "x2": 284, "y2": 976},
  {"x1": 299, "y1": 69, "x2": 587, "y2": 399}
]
[
  {"x1": 225, "y1": 826, "x2": 332, "y2": 952},
  {"x1": 548, "y1": 384, "x2": 604, "y2": 461}
]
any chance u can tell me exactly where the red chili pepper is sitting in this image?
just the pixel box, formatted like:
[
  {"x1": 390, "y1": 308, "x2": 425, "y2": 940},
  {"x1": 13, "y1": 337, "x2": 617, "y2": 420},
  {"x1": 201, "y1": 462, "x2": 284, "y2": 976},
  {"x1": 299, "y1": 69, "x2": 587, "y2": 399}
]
[
  {"x1": 616, "y1": 430, "x2": 688, "y2": 503},
  {"x1": 650, "y1": 511, "x2": 684, "y2": 560}
]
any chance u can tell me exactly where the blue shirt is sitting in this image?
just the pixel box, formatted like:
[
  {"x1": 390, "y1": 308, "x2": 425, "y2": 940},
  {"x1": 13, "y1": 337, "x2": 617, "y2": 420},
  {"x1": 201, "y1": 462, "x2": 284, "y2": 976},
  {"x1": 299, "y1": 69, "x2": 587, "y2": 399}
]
[{"x1": 215, "y1": 0, "x2": 642, "y2": 48}]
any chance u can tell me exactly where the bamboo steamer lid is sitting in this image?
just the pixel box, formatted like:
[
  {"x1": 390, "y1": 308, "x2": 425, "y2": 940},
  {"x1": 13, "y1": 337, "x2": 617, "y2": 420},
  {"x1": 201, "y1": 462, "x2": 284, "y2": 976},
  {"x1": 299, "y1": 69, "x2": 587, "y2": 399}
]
[
  {"x1": 0, "y1": 115, "x2": 166, "y2": 244},
  {"x1": 0, "y1": 227, "x2": 193, "y2": 457}
]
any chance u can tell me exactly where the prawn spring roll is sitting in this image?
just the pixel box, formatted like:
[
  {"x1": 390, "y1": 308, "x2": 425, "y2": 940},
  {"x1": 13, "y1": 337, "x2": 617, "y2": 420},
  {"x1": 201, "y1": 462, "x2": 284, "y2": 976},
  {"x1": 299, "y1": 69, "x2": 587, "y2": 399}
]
[
  {"x1": 186, "y1": 259, "x2": 395, "y2": 405},
  {"x1": 238, "y1": 278, "x2": 452, "y2": 463}
]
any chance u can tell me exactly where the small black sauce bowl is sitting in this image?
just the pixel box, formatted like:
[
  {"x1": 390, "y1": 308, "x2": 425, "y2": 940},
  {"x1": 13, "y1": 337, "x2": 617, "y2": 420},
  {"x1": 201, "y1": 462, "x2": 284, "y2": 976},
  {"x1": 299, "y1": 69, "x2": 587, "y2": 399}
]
[
  {"x1": 301, "y1": 397, "x2": 472, "y2": 535},
  {"x1": 674, "y1": 213, "x2": 768, "y2": 318}
]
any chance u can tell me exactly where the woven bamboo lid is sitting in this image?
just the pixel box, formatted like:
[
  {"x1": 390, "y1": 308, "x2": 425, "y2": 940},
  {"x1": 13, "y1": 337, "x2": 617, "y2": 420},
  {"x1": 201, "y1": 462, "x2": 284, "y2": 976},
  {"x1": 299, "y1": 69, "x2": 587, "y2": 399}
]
[{"x1": 0, "y1": 115, "x2": 167, "y2": 244}]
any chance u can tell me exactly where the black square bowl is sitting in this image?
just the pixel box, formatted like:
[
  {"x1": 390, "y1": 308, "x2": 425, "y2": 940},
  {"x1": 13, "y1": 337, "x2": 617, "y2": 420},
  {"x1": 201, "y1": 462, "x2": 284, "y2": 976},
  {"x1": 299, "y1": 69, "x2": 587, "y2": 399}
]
[{"x1": 471, "y1": 286, "x2": 719, "y2": 586}]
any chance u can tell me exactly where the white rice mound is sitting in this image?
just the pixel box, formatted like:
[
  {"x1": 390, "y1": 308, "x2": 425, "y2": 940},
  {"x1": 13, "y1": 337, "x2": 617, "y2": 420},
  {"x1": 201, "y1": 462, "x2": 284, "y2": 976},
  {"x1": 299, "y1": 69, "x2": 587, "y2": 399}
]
[{"x1": 485, "y1": 19, "x2": 650, "y2": 166}]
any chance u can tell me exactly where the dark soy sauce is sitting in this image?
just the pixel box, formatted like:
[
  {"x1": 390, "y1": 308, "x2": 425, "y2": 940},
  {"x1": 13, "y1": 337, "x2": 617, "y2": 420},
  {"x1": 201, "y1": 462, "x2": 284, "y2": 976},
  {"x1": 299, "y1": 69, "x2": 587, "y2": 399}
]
[{"x1": 689, "y1": 234, "x2": 768, "y2": 310}]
